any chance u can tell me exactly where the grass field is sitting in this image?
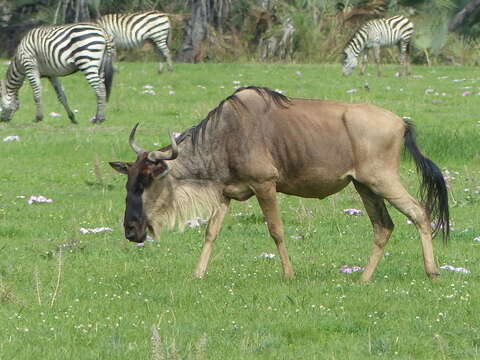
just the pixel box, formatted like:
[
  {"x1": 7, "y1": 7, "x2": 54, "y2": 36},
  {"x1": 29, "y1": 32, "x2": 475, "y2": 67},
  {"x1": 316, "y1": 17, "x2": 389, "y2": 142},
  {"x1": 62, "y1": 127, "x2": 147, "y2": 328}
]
[{"x1": 0, "y1": 62, "x2": 479, "y2": 359}]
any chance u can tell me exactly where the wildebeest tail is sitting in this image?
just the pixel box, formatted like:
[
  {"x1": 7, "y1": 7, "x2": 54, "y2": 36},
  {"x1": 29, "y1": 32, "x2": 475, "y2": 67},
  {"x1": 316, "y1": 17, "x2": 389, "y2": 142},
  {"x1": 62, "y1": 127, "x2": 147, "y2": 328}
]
[
  {"x1": 101, "y1": 36, "x2": 115, "y2": 101},
  {"x1": 404, "y1": 120, "x2": 449, "y2": 242}
]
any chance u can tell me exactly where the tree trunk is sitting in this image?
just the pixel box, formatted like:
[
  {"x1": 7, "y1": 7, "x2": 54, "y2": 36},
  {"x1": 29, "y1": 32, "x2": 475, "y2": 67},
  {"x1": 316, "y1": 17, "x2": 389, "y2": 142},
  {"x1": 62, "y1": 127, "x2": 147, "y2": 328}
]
[
  {"x1": 54, "y1": 0, "x2": 91, "y2": 25},
  {"x1": 449, "y1": 0, "x2": 480, "y2": 31},
  {"x1": 256, "y1": 1, "x2": 296, "y2": 60},
  {"x1": 176, "y1": 0, "x2": 232, "y2": 62},
  {"x1": 176, "y1": 0, "x2": 209, "y2": 62},
  {"x1": 0, "y1": 0, "x2": 12, "y2": 27}
]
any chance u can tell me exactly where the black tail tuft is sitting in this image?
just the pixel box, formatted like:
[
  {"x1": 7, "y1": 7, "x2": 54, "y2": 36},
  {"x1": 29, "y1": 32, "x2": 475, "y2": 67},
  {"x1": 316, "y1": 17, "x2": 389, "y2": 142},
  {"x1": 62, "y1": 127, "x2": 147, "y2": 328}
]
[{"x1": 404, "y1": 120, "x2": 450, "y2": 243}]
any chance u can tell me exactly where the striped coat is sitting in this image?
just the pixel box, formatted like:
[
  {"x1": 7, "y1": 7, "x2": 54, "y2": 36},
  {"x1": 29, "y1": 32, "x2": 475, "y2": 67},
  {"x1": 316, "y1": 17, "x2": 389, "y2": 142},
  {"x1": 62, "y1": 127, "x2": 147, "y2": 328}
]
[
  {"x1": 342, "y1": 15, "x2": 414, "y2": 76},
  {"x1": 0, "y1": 23, "x2": 115, "y2": 123},
  {"x1": 98, "y1": 11, "x2": 173, "y2": 73}
]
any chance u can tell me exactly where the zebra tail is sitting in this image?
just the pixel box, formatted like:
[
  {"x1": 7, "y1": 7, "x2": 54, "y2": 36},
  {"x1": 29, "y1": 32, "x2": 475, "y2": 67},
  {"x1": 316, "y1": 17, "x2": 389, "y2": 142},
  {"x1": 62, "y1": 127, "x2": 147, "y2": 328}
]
[{"x1": 101, "y1": 39, "x2": 115, "y2": 102}]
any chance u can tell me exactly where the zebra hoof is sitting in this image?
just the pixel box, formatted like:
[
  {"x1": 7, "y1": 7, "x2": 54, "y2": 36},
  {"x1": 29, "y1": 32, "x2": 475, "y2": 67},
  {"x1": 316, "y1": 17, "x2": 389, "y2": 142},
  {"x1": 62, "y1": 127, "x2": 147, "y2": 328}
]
[
  {"x1": 34, "y1": 115, "x2": 43, "y2": 122},
  {"x1": 90, "y1": 115, "x2": 105, "y2": 124}
]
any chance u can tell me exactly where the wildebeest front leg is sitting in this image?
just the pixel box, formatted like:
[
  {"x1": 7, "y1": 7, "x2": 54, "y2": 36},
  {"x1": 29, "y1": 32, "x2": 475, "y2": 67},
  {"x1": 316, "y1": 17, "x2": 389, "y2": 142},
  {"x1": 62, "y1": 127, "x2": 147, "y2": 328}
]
[
  {"x1": 253, "y1": 182, "x2": 294, "y2": 279},
  {"x1": 194, "y1": 201, "x2": 230, "y2": 278},
  {"x1": 353, "y1": 181, "x2": 394, "y2": 282},
  {"x1": 24, "y1": 66, "x2": 43, "y2": 122},
  {"x1": 48, "y1": 77, "x2": 77, "y2": 124}
]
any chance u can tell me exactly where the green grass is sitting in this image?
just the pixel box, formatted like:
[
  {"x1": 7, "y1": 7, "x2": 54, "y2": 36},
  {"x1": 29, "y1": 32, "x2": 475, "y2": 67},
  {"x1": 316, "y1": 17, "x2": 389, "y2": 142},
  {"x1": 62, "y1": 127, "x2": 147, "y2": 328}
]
[{"x1": 0, "y1": 62, "x2": 479, "y2": 359}]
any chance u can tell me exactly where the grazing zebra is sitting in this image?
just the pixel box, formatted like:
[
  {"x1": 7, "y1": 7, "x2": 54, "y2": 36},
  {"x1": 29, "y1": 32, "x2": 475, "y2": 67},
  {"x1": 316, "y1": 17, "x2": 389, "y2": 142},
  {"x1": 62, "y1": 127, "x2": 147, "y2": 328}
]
[
  {"x1": 342, "y1": 15, "x2": 414, "y2": 76},
  {"x1": 0, "y1": 23, "x2": 115, "y2": 123},
  {"x1": 98, "y1": 11, "x2": 173, "y2": 74}
]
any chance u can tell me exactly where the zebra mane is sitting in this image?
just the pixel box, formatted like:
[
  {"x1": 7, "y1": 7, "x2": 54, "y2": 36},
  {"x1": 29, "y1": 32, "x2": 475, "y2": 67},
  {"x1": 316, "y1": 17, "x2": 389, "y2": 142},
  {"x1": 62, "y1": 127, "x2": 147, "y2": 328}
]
[
  {"x1": 343, "y1": 25, "x2": 367, "y2": 55},
  {"x1": 159, "y1": 86, "x2": 291, "y2": 152}
]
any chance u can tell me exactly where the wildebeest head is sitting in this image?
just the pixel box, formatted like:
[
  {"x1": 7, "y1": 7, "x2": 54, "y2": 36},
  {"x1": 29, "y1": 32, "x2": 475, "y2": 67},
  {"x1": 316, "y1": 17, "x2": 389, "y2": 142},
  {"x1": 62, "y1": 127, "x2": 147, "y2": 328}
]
[{"x1": 109, "y1": 123, "x2": 178, "y2": 243}]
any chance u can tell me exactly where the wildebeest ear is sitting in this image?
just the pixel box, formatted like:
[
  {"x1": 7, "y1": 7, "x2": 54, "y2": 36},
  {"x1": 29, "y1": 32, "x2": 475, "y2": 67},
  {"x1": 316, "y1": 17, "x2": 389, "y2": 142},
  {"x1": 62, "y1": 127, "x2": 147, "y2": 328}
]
[
  {"x1": 109, "y1": 161, "x2": 129, "y2": 175},
  {"x1": 151, "y1": 162, "x2": 170, "y2": 179}
]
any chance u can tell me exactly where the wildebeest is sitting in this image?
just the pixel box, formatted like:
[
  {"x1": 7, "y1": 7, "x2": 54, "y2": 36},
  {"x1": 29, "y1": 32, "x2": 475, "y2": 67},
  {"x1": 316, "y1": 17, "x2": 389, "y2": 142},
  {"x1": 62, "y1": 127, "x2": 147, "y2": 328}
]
[{"x1": 110, "y1": 86, "x2": 449, "y2": 281}]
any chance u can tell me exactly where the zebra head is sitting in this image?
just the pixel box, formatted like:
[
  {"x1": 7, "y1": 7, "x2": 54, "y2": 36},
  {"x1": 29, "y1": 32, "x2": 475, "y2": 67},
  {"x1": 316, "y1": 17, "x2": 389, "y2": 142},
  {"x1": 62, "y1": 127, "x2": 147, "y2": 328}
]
[
  {"x1": 0, "y1": 80, "x2": 18, "y2": 122},
  {"x1": 342, "y1": 49, "x2": 358, "y2": 76}
]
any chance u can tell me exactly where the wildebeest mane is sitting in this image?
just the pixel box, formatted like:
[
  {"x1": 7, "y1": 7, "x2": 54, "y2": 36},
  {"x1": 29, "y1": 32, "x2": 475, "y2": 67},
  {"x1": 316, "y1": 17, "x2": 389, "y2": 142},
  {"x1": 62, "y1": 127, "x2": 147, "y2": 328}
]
[{"x1": 158, "y1": 86, "x2": 291, "y2": 152}]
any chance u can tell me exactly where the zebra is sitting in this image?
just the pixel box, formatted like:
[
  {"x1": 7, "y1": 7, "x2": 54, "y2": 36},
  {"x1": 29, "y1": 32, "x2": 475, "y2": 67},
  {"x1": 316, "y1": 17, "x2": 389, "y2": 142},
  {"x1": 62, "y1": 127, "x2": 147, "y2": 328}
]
[
  {"x1": 98, "y1": 11, "x2": 173, "y2": 74},
  {"x1": 342, "y1": 15, "x2": 414, "y2": 76},
  {"x1": 0, "y1": 23, "x2": 115, "y2": 123}
]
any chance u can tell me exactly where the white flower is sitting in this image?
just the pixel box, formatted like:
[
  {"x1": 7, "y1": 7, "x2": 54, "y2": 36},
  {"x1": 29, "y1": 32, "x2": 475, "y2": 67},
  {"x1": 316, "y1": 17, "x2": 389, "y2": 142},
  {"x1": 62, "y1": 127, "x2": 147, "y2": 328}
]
[
  {"x1": 79, "y1": 227, "x2": 113, "y2": 235},
  {"x1": 185, "y1": 217, "x2": 208, "y2": 228},
  {"x1": 3, "y1": 135, "x2": 20, "y2": 142},
  {"x1": 49, "y1": 112, "x2": 61, "y2": 117},
  {"x1": 440, "y1": 265, "x2": 470, "y2": 274},
  {"x1": 346, "y1": 89, "x2": 357, "y2": 94},
  {"x1": 258, "y1": 252, "x2": 275, "y2": 259}
]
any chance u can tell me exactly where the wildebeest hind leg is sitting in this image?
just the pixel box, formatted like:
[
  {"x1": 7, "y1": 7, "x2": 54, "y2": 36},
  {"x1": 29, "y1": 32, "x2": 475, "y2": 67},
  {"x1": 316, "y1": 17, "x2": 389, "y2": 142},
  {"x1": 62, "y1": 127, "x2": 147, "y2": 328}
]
[
  {"x1": 253, "y1": 182, "x2": 294, "y2": 279},
  {"x1": 194, "y1": 201, "x2": 230, "y2": 278},
  {"x1": 367, "y1": 176, "x2": 439, "y2": 279},
  {"x1": 353, "y1": 181, "x2": 394, "y2": 282}
]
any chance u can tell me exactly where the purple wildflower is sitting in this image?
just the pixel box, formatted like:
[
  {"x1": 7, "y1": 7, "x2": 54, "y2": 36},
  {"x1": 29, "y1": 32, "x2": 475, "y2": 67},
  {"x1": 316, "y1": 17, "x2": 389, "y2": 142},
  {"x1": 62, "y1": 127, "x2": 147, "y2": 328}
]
[
  {"x1": 340, "y1": 265, "x2": 364, "y2": 273},
  {"x1": 28, "y1": 195, "x2": 53, "y2": 204},
  {"x1": 343, "y1": 208, "x2": 363, "y2": 215}
]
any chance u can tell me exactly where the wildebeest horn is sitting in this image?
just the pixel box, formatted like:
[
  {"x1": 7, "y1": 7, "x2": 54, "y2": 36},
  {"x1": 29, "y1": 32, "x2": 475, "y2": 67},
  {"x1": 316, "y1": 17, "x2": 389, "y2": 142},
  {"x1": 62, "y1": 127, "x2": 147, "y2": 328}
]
[
  {"x1": 129, "y1": 123, "x2": 146, "y2": 155},
  {"x1": 147, "y1": 132, "x2": 179, "y2": 162}
]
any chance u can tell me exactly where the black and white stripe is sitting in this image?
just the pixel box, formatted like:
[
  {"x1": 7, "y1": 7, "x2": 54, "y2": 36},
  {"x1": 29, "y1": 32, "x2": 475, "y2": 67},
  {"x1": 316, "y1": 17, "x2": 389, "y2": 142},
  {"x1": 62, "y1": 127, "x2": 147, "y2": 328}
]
[
  {"x1": 342, "y1": 15, "x2": 414, "y2": 76},
  {"x1": 98, "y1": 11, "x2": 173, "y2": 73},
  {"x1": 0, "y1": 23, "x2": 115, "y2": 123}
]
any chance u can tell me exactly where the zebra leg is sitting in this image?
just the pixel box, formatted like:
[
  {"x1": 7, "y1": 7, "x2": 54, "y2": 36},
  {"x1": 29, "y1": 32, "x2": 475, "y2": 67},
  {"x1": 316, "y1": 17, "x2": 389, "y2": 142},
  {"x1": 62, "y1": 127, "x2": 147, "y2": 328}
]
[
  {"x1": 25, "y1": 66, "x2": 44, "y2": 122},
  {"x1": 153, "y1": 41, "x2": 173, "y2": 73},
  {"x1": 81, "y1": 71, "x2": 107, "y2": 123},
  {"x1": 360, "y1": 51, "x2": 368, "y2": 76},
  {"x1": 373, "y1": 44, "x2": 381, "y2": 77},
  {"x1": 400, "y1": 41, "x2": 411, "y2": 76},
  {"x1": 48, "y1": 77, "x2": 77, "y2": 124}
]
